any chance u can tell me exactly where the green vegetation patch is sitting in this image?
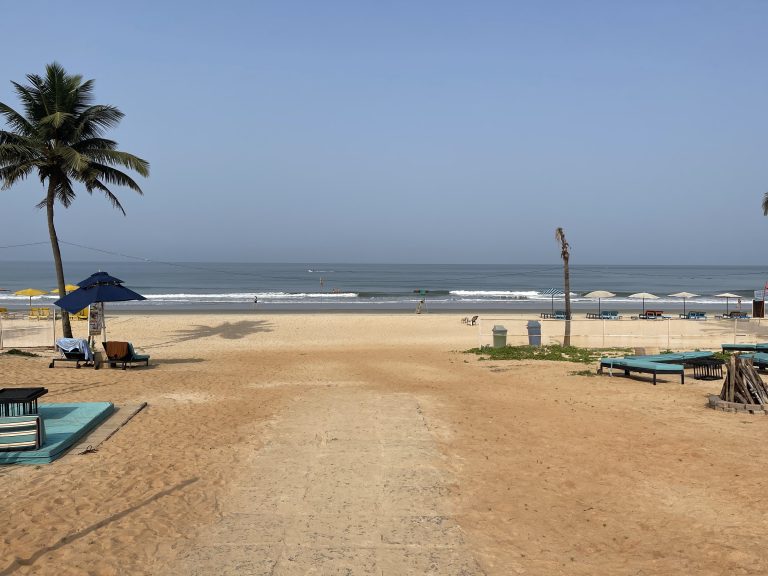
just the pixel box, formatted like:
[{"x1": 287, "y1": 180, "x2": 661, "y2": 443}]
[
  {"x1": 2, "y1": 348, "x2": 40, "y2": 357},
  {"x1": 466, "y1": 345, "x2": 631, "y2": 364}
]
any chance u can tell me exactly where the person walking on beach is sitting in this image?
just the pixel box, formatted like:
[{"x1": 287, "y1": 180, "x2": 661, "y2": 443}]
[{"x1": 416, "y1": 299, "x2": 424, "y2": 314}]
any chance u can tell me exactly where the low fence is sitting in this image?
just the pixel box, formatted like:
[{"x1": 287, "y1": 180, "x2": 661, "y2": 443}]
[
  {"x1": 477, "y1": 317, "x2": 766, "y2": 350},
  {"x1": 0, "y1": 307, "x2": 57, "y2": 349}
]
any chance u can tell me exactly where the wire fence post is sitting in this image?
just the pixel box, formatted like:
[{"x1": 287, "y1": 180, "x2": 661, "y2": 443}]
[{"x1": 602, "y1": 319, "x2": 605, "y2": 348}]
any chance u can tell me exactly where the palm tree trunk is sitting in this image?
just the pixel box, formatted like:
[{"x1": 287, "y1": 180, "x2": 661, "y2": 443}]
[
  {"x1": 563, "y1": 255, "x2": 571, "y2": 346},
  {"x1": 46, "y1": 181, "x2": 72, "y2": 339}
]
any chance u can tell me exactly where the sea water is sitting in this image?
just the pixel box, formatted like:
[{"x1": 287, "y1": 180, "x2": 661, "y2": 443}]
[{"x1": 0, "y1": 261, "x2": 766, "y2": 312}]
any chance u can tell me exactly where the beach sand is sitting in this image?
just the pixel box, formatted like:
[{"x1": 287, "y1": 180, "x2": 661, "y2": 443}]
[{"x1": 1, "y1": 312, "x2": 767, "y2": 574}]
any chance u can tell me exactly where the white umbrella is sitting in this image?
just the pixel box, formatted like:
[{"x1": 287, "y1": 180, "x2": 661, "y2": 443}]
[
  {"x1": 669, "y1": 291, "x2": 698, "y2": 316},
  {"x1": 629, "y1": 292, "x2": 659, "y2": 314},
  {"x1": 716, "y1": 292, "x2": 741, "y2": 315},
  {"x1": 584, "y1": 290, "x2": 615, "y2": 315}
]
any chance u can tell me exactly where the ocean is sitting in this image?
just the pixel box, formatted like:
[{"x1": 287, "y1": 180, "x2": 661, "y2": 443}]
[{"x1": 0, "y1": 261, "x2": 766, "y2": 312}]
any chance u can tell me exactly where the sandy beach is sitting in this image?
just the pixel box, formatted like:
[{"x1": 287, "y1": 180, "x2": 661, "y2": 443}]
[{"x1": 1, "y1": 312, "x2": 768, "y2": 575}]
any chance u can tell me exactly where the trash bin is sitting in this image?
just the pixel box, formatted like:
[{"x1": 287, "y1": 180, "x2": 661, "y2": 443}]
[
  {"x1": 492, "y1": 325, "x2": 507, "y2": 348},
  {"x1": 526, "y1": 320, "x2": 541, "y2": 346}
]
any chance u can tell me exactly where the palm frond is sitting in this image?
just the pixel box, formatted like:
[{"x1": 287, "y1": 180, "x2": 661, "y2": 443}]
[
  {"x1": 84, "y1": 178, "x2": 126, "y2": 215},
  {"x1": 87, "y1": 150, "x2": 149, "y2": 176},
  {"x1": 56, "y1": 146, "x2": 89, "y2": 173},
  {"x1": 84, "y1": 163, "x2": 144, "y2": 193},
  {"x1": 0, "y1": 102, "x2": 34, "y2": 136},
  {"x1": 72, "y1": 138, "x2": 118, "y2": 152},
  {"x1": 0, "y1": 163, "x2": 35, "y2": 189},
  {"x1": 74, "y1": 105, "x2": 124, "y2": 139}
]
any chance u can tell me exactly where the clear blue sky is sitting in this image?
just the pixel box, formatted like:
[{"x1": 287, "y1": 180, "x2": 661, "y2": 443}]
[{"x1": 1, "y1": 0, "x2": 766, "y2": 264}]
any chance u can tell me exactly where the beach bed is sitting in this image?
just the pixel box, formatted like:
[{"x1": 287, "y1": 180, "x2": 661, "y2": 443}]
[
  {"x1": 624, "y1": 351, "x2": 713, "y2": 366},
  {"x1": 721, "y1": 343, "x2": 768, "y2": 353},
  {"x1": 598, "y1": 357, "x2": 685, "y2": 385}
]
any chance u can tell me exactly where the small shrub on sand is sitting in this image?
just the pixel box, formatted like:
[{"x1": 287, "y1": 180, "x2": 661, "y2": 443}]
[
  {"x1": 2, "y1": 348, "x2": 40, "y2": 357},
  {"x1": 466, "y1": 345, "x2": 631, "y2": 364}
]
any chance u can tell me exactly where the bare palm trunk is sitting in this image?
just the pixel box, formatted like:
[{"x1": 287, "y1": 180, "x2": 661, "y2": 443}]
[
  {"x1": 563, "y1": 255, "x2": 571, "y2": 346},
  {"x1": 555, "y1": 227, "x2": 572, "y2": 347},
  {"x1": 46, "y1": 181, "x2": 72, "y2": 338}
]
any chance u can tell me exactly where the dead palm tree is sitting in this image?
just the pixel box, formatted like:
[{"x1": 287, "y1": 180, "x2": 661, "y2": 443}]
[
  {"x1": 0, "y1": 63, "x2": 149, "y2": 337},
  {"x1": 555, "y1": 227, "x2": 571, "y2": 346}
]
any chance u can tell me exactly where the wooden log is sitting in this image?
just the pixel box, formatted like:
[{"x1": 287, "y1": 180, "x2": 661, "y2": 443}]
[{"x1": 728, "y1": 355, "x2": 736, "y2": 402}]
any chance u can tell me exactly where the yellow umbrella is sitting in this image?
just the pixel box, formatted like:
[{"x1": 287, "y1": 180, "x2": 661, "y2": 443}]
[
  {"x1": 14, "y1": 288, "x2": 48, "y2": 311},
  {"x1": 49, "y1": 284, "x2": 80, "y2": 294}
]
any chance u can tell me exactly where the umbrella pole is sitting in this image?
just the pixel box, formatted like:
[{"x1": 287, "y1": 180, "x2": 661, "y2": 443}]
[
  {"x1": 598, "y1": 298, "x2": 602, "y2": 316},
  {"x1": 551, "y1": 294, "x2": 554, "y2": 314}
]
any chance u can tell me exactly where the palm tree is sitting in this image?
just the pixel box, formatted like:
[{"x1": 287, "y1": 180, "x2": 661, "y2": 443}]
[
  {"x1": 555, "y1": 227, "x2": 572, "y2": 346},
  {"x1": 762, "y1": 192, "x2": 768, "y2": 215},
  {"x1": 0, "y1": 63, "x2": 149, "y2": 338}
]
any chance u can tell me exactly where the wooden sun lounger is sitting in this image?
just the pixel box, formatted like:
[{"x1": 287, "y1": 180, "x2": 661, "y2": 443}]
[{"x1": 598, "y1": 358, "x2": 685, "y2": 385}]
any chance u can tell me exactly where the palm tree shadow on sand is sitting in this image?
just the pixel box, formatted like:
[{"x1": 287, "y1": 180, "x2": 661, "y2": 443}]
[{"x1": 154, "y1": 320, "x2": 273, "y2": 348}]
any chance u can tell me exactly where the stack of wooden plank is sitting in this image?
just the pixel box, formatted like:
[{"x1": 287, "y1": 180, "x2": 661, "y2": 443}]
[{"x1": 720, "y1": 355, "x2": 768, "y2": 405}]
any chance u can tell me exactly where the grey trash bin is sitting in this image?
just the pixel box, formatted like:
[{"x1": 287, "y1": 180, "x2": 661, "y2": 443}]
[
  {"x1": 492, "y1": 325, "x2": 507, "y2": 348},
  {"x1": 526, "y1": 320, "x2": 541, "y2": 346}
]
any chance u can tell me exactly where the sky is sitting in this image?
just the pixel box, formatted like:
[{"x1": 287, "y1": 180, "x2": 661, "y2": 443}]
[{"x1": 0, "y1": 0, "x2": 767, "y2": 265}]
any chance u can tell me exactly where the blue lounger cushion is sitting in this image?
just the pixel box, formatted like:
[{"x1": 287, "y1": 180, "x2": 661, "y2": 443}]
[
  {"x1": 721, "y1": 343, "x2": 768, "y2": 352},
  {"x1": 625, "y1": 351, "x2": 713, "y2": 364},
  {"x1": 738, "y1": 352, "x2": 768, "y2": 368},
  {"x1": 599, "y1": 358, "x2": 685, "y2": 385}
]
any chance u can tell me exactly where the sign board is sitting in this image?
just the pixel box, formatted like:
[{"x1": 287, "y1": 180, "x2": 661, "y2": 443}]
[
  {"x1": 755, "y1": 290, "x2": 765, "y2": 302},
  {"x1": 88, "y1": 303, "x2": 104, "y2": 335}
]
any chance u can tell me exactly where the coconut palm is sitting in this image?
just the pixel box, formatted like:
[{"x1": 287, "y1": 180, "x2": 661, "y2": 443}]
[
  {"x1": 555, "y1": 227, "x2": 572, "y2": 346},
  {"x1": 0, "y1": 63, "x2": 149, "y2": 337}
]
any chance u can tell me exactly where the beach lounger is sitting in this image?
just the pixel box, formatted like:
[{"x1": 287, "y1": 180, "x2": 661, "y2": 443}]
[
  {"x1": 598, "y1": 357, "x2": 685, "y2": 385},
  {"x1": 625, "y1": 351, "x2": 713, "y2": 366},
  {"x1": 720, "y1": 343, "x2": 768, "y2": 353},
  {"x1": 0, "y1": 415, "x2": 45, "y2": 451},
  {"x1": 679, "y1": 311, "x2": 707, "y2": 320},
  {"x1": 74, "y1": 308, "x2": 89, "y2": 320},
  {"x1": 50, "y1": 338, "x2": 98, "y2": 369},
  {"x1": 553, "y1": 310, "x2": 567, "y2": 320},
  {"x1": 0, "y1": 307, "x2": 17, "y2": 319},
  {"x1": 718, "y1": 311, "x2": 750, "y2": 320},
  {"x1": 103, "y1": 341, "x2": 150, "y2": 369},
  {"x1": 739, "y1": 352, "x2": 768, "y2": 370}
]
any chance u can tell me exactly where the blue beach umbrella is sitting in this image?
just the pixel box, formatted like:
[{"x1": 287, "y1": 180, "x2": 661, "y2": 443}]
[
  {"x1": 54, "y1": 283, "x2": 145, "y2": 314},
  {"x1": 54, "y1": 271, "x2": 146, "y2": 340},
  {"x1": 55, "y1": 271, "x2": 145, "y2": 313}
]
